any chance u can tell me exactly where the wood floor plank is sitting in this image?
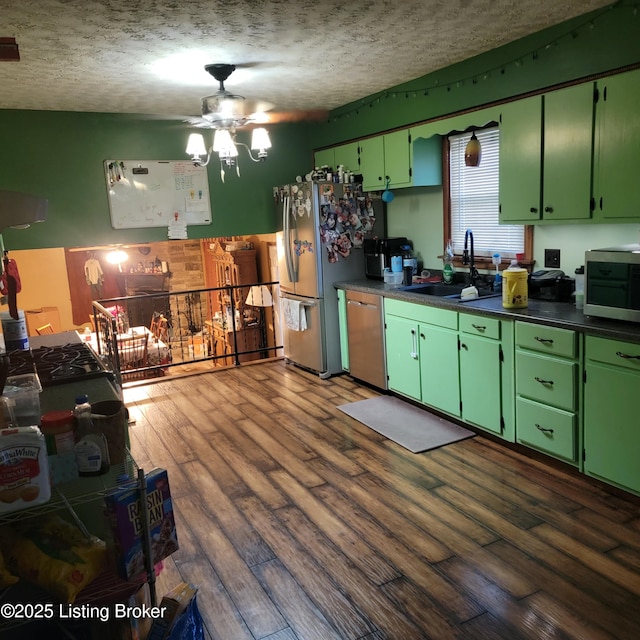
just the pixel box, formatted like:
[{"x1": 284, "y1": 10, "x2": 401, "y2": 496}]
[
  {"x1": 268, "y1": 468, "x2": 401, "y2": 585},
  {"x1": 274, "y1": 504, "x2": 425, "y2": 639},
  {"x1": 533, "y1": 522, "x2": 640, "y2": 597},
  {"x1": 124, "y1": 362, "x2": 640, "y2": 639},
  {"x1": 348, "y1": 448, "x2": 498, "y2": 546},
  {"x1": 252, "y1": 558, "x2": 342, "y2": 640},
  {"x1": 181, "y1": 460, "x2": 275, "y2": 566},
  {"x1": 438, "y1": 556, "x2": 561, "y2": 640},
  {"x1": 237, "y1": 420, "x2": 326, "y2": 488},
  {"x1": 433, "y1": 447, "x2": 620, "y2": 552},
  {"x1": 274, "y1": 411, "x2": 364, "y2": 476},
  {"x1": 349, "y1": 471, "x2": 536, "y2": 600},
  {"x1": 435, "y1": 485, "x2": 640, "y2": 617},
  {"x1": 209, "y1": 431, "x2": 288, "y2": 510},
  {"x1": 236, "y1": 494, "x2": 377, "y2": 639},
  {"x1": 177, "y1": 494, "x2": 287, "y2": 638}
]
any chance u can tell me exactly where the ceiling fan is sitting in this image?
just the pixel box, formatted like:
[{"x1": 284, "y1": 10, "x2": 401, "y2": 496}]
[
  {"x1": 185, "y1": 63, "x2": 274, "y2": 130},
  {"x1": 185, "y1": 63, "x2": 327, "y2": 129}
]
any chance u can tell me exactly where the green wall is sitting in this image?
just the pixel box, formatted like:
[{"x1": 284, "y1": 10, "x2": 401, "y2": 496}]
[
  {"x1": 0, "y1": 111, "x2": 313, "y2": 250},
  {"x1": 3, "y1": 2, "x2": 640, "y2": 251},
  {"x1": 311, "y1": 2, "x2": 640, "y2": 146}
]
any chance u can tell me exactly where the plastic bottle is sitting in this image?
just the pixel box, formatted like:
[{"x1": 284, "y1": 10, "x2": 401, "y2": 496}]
[
  {"x1": 83, "y1": 326, "x2": 92, "y2": 342},
  {"x1": 443, "y1": 240, "x2": 455, "y2": 284},
  {"x1": 492, "y1": 253, "x2": 502, "y2": 292},
  {"x1": 73, "y1": 395, "x2": 110, "y2": 476},
  {"x1": 574, "y1": 266, "x2": 585, "y2": 309},
  {"x1": 401, "y1": 245, "x2": 417, "y2": 276}
]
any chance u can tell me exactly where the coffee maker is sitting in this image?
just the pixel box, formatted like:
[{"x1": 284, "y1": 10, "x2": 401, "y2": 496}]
[{"x1": 363, "y1": 237, "x2": 408, "y2": 279}]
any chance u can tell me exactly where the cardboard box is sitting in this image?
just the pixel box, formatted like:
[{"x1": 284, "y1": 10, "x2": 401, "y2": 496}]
[
  {"x1": 147, "y1": 582, "x2": 198, "y2": 640},
  {"x1": 103, "y1": 468, "x2": 179, "y2": 581},
  {"x1": 25, "y1": 306, "x2": 60, "y2": 336}
]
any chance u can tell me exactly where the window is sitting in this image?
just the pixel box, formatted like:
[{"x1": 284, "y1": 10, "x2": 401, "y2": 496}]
[{"x1": 446, "y1": 127, "x2": 530, "y2": 264}]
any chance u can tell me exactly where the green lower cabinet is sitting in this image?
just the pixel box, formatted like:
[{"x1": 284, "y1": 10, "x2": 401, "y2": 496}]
[
  {"x1": 459, "y1": 333, "x2": 502, "y2": 434},
  {"x1": 584, "y1": 336, "x2": 640, "y2": 494},
  {"x1": 385, "y1": 302, "x2": 459, "y2": 414},
  {"x1": 337, "y1": 289, "x2": 349, "y2": 371},
  {"x1": 419, "y1": 325, "x2": 460, "y2": 417},
  {"x1": 385, "y1": 314, "x2": 421, "y2": 401},
  {"x1": 516, "y1": 397, "x2": 576, "y2": 463},
  {"x1": 514, "y1": 321, "x2": 581, "y2": 466}
]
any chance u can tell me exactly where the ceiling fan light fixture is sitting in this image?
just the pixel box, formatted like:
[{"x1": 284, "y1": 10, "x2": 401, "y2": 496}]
[
  {"x1": 251, "y1": 128, "x2": 271, "y2": 160},
  {"x1": 186, "y1": 133, "x2": 207, "y2": 163},
  {"x1": 185, "y1": 63, "x2": 274, "y2": 175}
]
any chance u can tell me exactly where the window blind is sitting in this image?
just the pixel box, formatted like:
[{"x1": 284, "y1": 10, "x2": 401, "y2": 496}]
[{"x1": 449, "y1": 127, "x2": 523, "y2": 258}]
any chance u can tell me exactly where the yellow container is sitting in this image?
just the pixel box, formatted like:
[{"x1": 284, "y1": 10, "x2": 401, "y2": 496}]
[{"x1": 502, "y1": 263, "x2": 528, "y2": 309}]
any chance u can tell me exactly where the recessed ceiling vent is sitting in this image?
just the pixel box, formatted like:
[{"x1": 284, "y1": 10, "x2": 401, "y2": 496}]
[{"x1": 0, "y1": 38, "x2": 20, "y2": 61}]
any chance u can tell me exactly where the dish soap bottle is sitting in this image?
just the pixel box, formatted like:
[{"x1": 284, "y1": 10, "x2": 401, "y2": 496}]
[{"x1": 443, "y1": 240, "x2": 455, "y2": 284}]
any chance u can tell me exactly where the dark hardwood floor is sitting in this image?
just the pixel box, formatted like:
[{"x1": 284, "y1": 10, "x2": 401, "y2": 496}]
[{"x1": 124, "y1": 360, "x2": 640, "y2": 640}]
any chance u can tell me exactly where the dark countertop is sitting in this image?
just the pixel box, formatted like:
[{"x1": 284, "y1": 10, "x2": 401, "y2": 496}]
[{"x1": 336, "y1": 279, "x2": 640, "y2": 344}]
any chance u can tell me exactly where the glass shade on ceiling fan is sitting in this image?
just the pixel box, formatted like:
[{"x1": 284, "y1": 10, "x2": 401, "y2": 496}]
[
  {"x1": 186, "y1": 133, "x2": 207, "y2": 157},
  {"x1": 213, "y1": 129, "x2": 238, "y2": 158},
  {"x1": 251, "y1": 128, "x2": 271, "y2": 159}
]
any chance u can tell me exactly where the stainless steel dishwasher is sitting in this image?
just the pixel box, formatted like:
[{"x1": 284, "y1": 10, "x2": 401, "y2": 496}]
[{"x1": 346, "y1": 290, "x2": 387, "y2": 389}]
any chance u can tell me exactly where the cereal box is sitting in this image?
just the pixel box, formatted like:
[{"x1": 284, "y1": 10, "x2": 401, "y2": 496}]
[{"x1": 103, "y1": 468, "x2": 178, "y2": 581}]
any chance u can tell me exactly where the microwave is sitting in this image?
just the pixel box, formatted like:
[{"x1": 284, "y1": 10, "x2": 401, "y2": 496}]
[{"x1": 584, "y1": 244, "x2": 640, "y2": 322}]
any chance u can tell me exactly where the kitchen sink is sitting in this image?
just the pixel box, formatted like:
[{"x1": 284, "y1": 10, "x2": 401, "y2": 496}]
[{"x1": 400, "y1": 282, "x2": 501, "y2": 302}]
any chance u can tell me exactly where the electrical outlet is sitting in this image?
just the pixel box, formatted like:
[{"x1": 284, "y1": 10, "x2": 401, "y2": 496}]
[{"x1": 545, "y1": 249, "x2": 561, "y2": 268}]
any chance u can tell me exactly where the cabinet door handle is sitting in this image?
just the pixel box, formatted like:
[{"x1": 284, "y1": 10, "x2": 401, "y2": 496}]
[
  {"x1": 535, "y1": 423, "x2": 554, "y2": 434},
  {"x1": 534, "y1": 337, "x2": 554, "y2": 344},
  {"x1": 530, "y1": 207, "x2": 538, "y2": 213},
  {"x1": 616, "y1": 351, "x2": 640, "y2": 360},
  {"x1": 460, "y1": 342, "x2": 468, "y2": 350},
  {"x1": 410, "y1": 329, "x2": 418, "y2": 359},
  {"x1": 471, "y1": 324, "x2": 486, "y2": 331},
  {"x1": 544, "y1": 206, "x2": 554, "y2": 213},
  {"x1": 534, "y1": 376, "x2": 554, "y2": 385}
]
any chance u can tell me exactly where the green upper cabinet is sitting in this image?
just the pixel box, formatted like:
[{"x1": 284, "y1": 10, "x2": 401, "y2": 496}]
[
  {"x1": 359, "y1": 135, "x2": 386, "y2": 190},
  {"x1": 593, "y1": 68, "x2": 640, "y2": 220},
  {"x1": 313, "y1": 147, "x2": 335, "y2": 169},
  {"x1": 500, "y1": 83, "x2": 595, "y2": 224},
  {"x1": 499, "y1": 96, "x2": 542, "y2": 223},
  {"x1": 360, "y1": 130, "x2": 412, "y2": 190},
  {"x1": 383, "y1": 130, "x2": 412, "y2": 188},
  {"x1": 542, "y1": 82, "x2": 595, "y2": 222},
  {"x1": 333, "y1": 141, "x2": 360, "y2": 173}
]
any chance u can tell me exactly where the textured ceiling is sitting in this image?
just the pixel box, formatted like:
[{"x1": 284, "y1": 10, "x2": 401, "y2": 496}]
[{"x1": 0, "y1": 0, "x2": 612, "y2": 122}]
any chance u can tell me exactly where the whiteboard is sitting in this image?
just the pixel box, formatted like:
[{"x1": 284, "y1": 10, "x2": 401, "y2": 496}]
[{"x1": 105, "y1": 160, "x2": 212, "y2": 229}]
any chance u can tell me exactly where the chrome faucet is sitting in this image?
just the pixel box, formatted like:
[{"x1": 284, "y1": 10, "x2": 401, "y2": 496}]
[{"x1": 463, "y1": 228, "x2": 479, "y2": 287}]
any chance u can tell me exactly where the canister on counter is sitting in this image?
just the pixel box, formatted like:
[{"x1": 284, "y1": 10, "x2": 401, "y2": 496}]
[{"x1": 40, "y1": 410, "x2": 75, "y2": 455}]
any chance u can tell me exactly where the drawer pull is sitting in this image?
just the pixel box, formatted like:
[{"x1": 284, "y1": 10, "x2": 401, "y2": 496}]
[
  {"x1": 534, "y1": 376, "x2": 554, "y2": 386},
  {"x1": 535, "y1": 423, "x2": 554, "y2": 434},
  {"x1": 616, "y1": 351, "x2": 640, "y2": 360},
  {"x1": 471, "y1": 324, "x2": 486, "y2": 331},
  {"x1": 534, "y1": 337, "x2": 554, "y2": 344}
]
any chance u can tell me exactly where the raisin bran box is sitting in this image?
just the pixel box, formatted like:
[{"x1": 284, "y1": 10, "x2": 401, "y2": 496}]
[{"x1": 103, "y1": 468, "x2": 178, "y2": 581}]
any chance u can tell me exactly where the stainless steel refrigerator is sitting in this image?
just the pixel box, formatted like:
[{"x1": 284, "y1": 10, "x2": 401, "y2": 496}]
[{"x1": 275, "y1": 182, "x2": 385, "y2": 378}]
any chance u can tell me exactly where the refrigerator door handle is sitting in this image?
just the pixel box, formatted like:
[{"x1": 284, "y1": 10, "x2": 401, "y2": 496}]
[{"x1": 283, "y1": 195, "x2": 298, "y2": 283}]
